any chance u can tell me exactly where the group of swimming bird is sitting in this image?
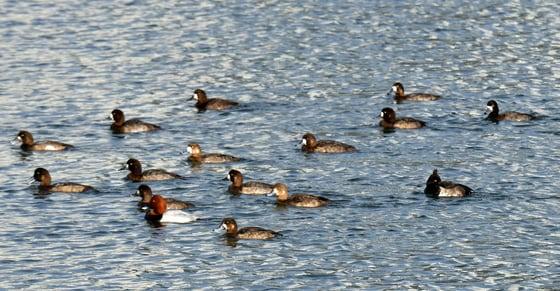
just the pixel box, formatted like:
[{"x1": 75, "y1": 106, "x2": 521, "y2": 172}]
[{"x1": 16, "y1": 83, "x2": 537, "y2": 240}]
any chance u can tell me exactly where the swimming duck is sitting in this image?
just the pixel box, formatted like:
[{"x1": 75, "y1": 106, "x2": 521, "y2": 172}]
[
  {"x1": 387, "y1": 82, "x2": 440, "y2": 103},
  {"x1": 216, "y1": 218, "x2": 280, "y2": 240},
  {"x1": 145, "y1": 195, "x2": 197, "y2": 223},
  {"x1": 135, "y1": 184, "x2": 194, "y2": 210},
  {"x1": 190, "y1": 89, "x2": 239, "y2": 111},
  {"x1": 186, "y1": 143, "x2": 240, "y2": 164},
  {"x1": 485, "y1": 100, "x2": 535, "y2": 122},
  {"x1": 424, "y1": 169, "x2": 472, "y2": 198},
  {"x1": 226, "y1": 169, "x2": 273, "y2": 195},
  {"x1": 300, "y1": 133, "x2": 357, "y2": 153},
  {"x1": 31, "y1": 168, "x2": 94, "y2": 193},
  {"x1": 14, "y1": 130, "x2": 73, "y2": 151},
  {"x1": 110, "y1": 109, "x2": 161, "y2": 133},
  {"x1": 379, "y1": 107, "x2": 426, "y2": 129},
  {"x1": 268, "y1": 183, "x2": 329, "y2": 208},
  {"x1": 125, "y1": 158, "x2": 183, "y2": 182}
]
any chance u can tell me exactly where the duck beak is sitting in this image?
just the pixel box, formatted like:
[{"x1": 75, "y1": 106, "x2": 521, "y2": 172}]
[
  {"x1": 107, "y1": 114, "x2": 113, "y2": 120},
  {"x1": 10, "y1": 136, "x2": 20, "y2": 145},
  {"x1": 222, "y1": 174, "x2": 230, "y2": 181},
  {"x1": 133, "y1": 190, "x2": 140, "y2": 196},
  {"x1": 213, "y1": 223, "x2": 226, "y2": 233},
  {"x1": 119, "y1": 163, "x2": 128, "y2": 171},
  {"x1": 27, "y1": 177, "x2": 37, "y2": 185},
  {"x1": 266, "y1": 190, "x2": 276, "y2": 197}
]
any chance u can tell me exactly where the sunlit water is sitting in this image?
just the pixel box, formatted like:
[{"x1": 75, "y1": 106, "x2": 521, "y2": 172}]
[{"x1": 1, "y1": 1, "x2": 560, "y2": 289}]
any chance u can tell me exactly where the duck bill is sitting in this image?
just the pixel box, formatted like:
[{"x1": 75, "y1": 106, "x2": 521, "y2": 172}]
[
  {"x1": 213, "y1": 224, "x2": 226, "y2": 233},
  {"x1": 10, "y1": 137, "x2": 20, "y2": 145},
  {"x1": 27, "y1": 177, "x2": 37, "y2": 185},
  {"x1": 266, "y1": 191, "x2": 276, "y2": 197}
]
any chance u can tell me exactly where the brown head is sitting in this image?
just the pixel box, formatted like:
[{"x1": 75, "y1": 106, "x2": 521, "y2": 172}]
[
  {"x1": 149, "y1": 195, "x2": 168, "y2": 216},
  {"x1": 187, "y1": 143, "x2": 202, "y2": 155},
  {"x1": 388, "y1": 82, "x2": 405, "y2": 97},
  {"x1": 136, "y1": 184, "x2": 153, "y2": 203},
  {"x1": 33, "y1": 168, "x2": 52, "y2": 186},
  {"x1": 111, "y1": 109, "x2": 125, "y2": 126},
  {"x1": 218, "y1": 217, "x2": 238, "y2": 235},
  {"x1": 126, "y1": 158, "x2": 143, "y2": 175},
  {"x1": 301, "y1": 133, "x2": 318, "y2": 151},
  {"x1": 228, "y1": 169, "x2": 244, "y2": 187},
  {"x1": 17, "y1": 131, "x2": 34, "y2": 145},
  {"x1": 380, "y1": 107, "x2": 397, "y2": 123},
  {"x1": 192, "y1": 89, "x2": 208, "y2": 104},
  {"x1": 269, "y1": 183, "x2": 289, "y2": 201}
]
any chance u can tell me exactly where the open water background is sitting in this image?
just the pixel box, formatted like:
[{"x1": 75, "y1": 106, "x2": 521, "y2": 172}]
[{"x1": 1, "y1": 0, "x2": 559, "y2": 289}]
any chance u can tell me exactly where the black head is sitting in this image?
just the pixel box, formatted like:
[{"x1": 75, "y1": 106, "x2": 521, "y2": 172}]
[
  {"x1": 380, "y1": 107, "x2": 397, "y2": 122},
  {"x1": 126, "y1": 158, "x2": 142, "y2": 174},
  {"x1": 111, "y1": 109, "x2": 125, "y2": 124},
  {"x1": 486, "y1": 100, "x2": 499, "y2": 113},
  {"x1": 426, "y1": 169, "x2": 441, "y2": 185}
]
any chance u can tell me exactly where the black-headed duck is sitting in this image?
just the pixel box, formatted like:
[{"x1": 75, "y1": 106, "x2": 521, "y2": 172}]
[
  {"x1": 190, "y1": 89, "x2": 239, "y2": 111},
  {"x1": 125, "y1": 158, "x2": 183, "y2": 182},
  {"x1": 486, "y1": 100, "x2": 535, "y2": 122},
  {"x1": 300, "y1": 133, "x2": 357, "y2": 153},
  {"x1": 110, "y1": 109, "x2": 161, "y2": 133},
  {"x1": 15, "y1": 130, "x2": 73, "y2": 151},
  {"x1": 268, "y1": 183, "x2": 329, "y2": 208},
  {"x1": 226, "y1": 169, "x2": 273, "y2": 195},
  {"x1": 424, "y1": 169, "x2": 472, "y2": 198},
  {"x1": 135, "y1": 184, "x2": 194, "y2": 210},
  {"x1": 216, "y1": 218, "x2": 280, "y2": 240},
  {"x1": 387, "y1": 82, "x2": 440, "y2": 103},
  {"x1": 32, "y1": 168, "x2": 94, "y2": 193},
  {"x1": 145, "y1": 195, "x2": 197, "y2": 223},
  {"x1": 379, "y1": 107, "x2": 426, "y2": 129},
  {"x1": 186, "y1": 143, "x2": 240, "y2": 164}
]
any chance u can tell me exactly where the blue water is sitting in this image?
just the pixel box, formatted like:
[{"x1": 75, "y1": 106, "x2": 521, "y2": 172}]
[{"x1": 1, "y1": 1, "x2": 559, "y2": 289}]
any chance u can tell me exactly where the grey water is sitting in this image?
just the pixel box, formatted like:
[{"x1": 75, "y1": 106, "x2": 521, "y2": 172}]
[{"x1": 1, "y1": 0, "x2": 560, "y2": 289}]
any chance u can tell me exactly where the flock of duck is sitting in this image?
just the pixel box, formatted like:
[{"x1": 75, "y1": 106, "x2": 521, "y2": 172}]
[{"x1": 15, "y1": 83, "x2": 538, "y2": 240}]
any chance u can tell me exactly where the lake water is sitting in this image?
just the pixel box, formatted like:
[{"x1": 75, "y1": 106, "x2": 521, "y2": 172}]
[{"x1": 1, "y1": 0, "x2": 559, "y2": 289}]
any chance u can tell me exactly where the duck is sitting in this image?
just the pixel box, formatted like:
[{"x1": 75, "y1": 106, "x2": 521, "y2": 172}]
[
  {"x1": 485, "y1": 100, "x2": 535, "y2": 122},
  {"x1": 135, "y1": 184, "x2": 194, "y2": 210},
  {"x1": 14, "y1": 130, "x2": 73, "y2": 151},
  {"x1": 268, "y1": 183, "x2": 329, "y2": 208},
  {"x1": 145, "y1": 195, "x2": 197, "y2": 223},
  {"x1": 110, "y1": 109, "x2": 161, "y2": 133},
  {"x1": 124, "y1": 158, "x2": 183, "y2": 182},
  {"x1": 31, "y1": 168, "x2": 94, "y2": 193},
  {"x1": 379, "y1": 107, "x2": 426, "y2": 129},
  {"x1": 387, "y1": 82, "x2": 441, "y2": 103},
  {"x1": 300, "y1": 132, "x2": 357, "y2": 153},
  {"x1": 226, "y1": 169, "x2": 274, "y2": 195},
  {"x1": 190, "y1": 89, "x2": 239, "y2": 111},
  {"x1": 424, "y1": 169, "x2": 472, "y2": 198},
  {"x1": 216, "y1": 218, "x2": 280, "y2": 240},
  {"x1": 186, "y1": 143, "x2": 240, "y2": 164}
]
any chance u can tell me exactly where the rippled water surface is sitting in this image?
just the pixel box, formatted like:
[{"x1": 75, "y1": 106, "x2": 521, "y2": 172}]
[{"x1": 1, "y1": 0, "x2": 560, "y2": 289}]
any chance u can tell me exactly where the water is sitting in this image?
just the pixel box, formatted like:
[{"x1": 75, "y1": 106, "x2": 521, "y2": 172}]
[{"x1": 1, "y1": 0, "x2": 560, "y2": 289}]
